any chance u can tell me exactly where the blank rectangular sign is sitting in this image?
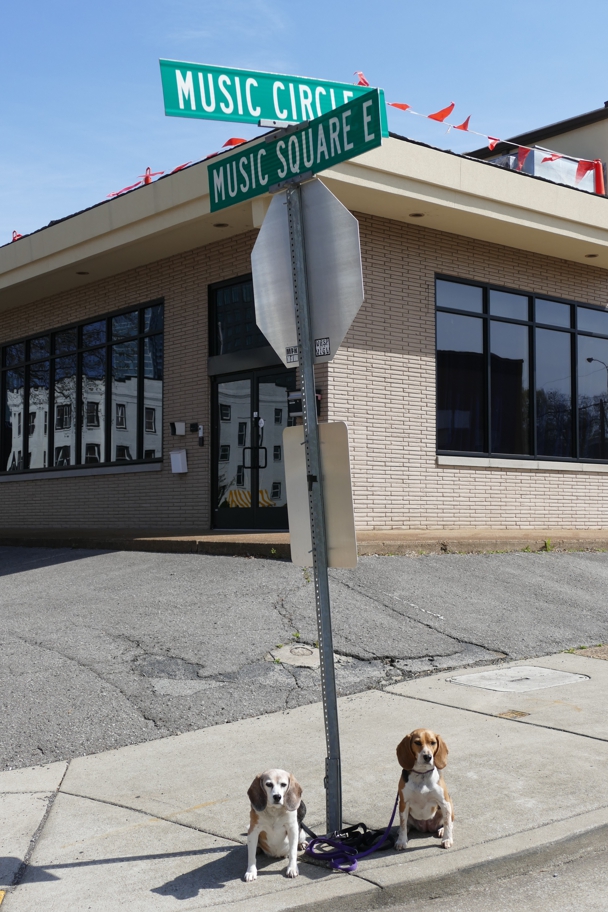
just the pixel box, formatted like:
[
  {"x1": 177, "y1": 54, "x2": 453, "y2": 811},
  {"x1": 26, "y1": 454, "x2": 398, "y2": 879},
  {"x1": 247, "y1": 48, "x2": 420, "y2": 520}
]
[{"x1": 283, "y1": 421, "x2": 357, "y2": 568}]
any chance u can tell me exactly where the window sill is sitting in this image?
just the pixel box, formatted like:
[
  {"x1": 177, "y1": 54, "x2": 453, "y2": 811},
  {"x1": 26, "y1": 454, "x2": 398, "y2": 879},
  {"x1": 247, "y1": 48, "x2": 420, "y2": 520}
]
[
  {"x1": 0, "y1": 462, "x2": 162, "y2": 483},
  {"x1": 437, "y1": 455, "x2": 608, "y2": 473}
]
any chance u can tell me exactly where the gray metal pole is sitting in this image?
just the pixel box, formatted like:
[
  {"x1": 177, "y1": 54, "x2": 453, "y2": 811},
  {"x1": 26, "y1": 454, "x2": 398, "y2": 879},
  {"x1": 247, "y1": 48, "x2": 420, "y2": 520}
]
[{"x1": 285, "y1": 183, "x2": 342, "y2": 834}]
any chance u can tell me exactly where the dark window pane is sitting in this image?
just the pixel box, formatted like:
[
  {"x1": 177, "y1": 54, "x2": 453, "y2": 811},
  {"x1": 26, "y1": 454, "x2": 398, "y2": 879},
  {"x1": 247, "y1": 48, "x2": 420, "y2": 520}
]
[
  {"x1": 83, "y1": 320, "x2": 106, "y2": 347},
  {"x1": 54, "y1": 355, "x2": 77, "y2": 466},
  {"x1": 112, "y1": 311, "x2": 138, "y2": 340},
  {"x1": 28, "y1": 361, "x2": 50, "y2": 468},
  {"x1": 436, "y1": 280, "x2": 483, "y2": 313},
  {"x1": 536, "y1": 328, "x2": 572, "y2": 457},
  {"x1": 112, "y1": 342, "x2": 138, "y2": 461},
  {"x1": 436, "y1": 312, "x2": 485, "y2": 452},
  {"x1": 490, "y1": 322, "x2": 530, "y2": 454},
  {"x1": 5, "y1": 343, "x2": 25, "y2": 367},
  {"x1": 213, "y1": 280, "x2": 268, "y2": 355},
  {"x1": 578, "y1": 307, "x2": 608, "y2": 336},
  {"x1": 578, "y1": 336, "x2": 608, "y2": 459},
  {"x1": 489, "y1": 291, "x2": 529, "y2": 321},
  {"x1": 55, "y1": 328, "x2": 78, "y2": 354},
  {"x1": 3, "y1": 368, "x2": 25, "y2": 470},
  {"x1": 143, "y1": 336, "x2": 163, "y2": 458},
  {"x1": 144, "y1": 304, "x2": 164, "y2": 332},
  {"x1": 29, "y1": 336, "x2": 50, "y2": 360},
  {"x1": 536, "y1": 299, "x2": 571, "y2": 328},
  {"x1": 82, "y1": 348, "x2": 106, "y2": 464}
]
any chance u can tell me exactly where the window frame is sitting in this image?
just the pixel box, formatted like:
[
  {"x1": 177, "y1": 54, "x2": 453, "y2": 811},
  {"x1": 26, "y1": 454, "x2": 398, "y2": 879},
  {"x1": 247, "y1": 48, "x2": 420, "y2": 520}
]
[
  {"x1": 436, "y1": 275, "x2": 608, "y2": 464},
  {"x1": 1, "y1": 299, "x2": 164, "y2": 476}
]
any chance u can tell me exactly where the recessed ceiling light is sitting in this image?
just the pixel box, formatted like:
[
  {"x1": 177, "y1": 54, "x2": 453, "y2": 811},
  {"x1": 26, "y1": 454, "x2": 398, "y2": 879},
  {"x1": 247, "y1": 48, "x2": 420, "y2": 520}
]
[
  {"x1": 213, "y1": 222, "x2": 229, "y2": 228},
  {"x1": 409, "y1": 212, "x2": 425, "y2": 218},
  {"x1": 585, "y1": 253, "x2": 599, "y2": 258},
  {"x1": 76, "y1": 270, "x2": 89, "y2": 275}
]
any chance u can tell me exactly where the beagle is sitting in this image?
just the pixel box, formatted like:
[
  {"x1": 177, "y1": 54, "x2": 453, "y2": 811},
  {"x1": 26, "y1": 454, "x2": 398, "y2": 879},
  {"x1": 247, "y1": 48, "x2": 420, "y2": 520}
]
[
  {"x1": 395, "y1": 728, "x2": 454, "y2": 850},
  {"x1": 245, "y1": 769, "x2": 308, "y2": 881}
]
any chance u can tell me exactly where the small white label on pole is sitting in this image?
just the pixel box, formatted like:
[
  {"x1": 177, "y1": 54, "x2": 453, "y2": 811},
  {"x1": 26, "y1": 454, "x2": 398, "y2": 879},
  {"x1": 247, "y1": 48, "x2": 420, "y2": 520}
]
[
  {"x1": 286, "y1": 346, "x2": 299, "y2": 363},
  {"x1": 315, "y1": 337, "x2": 331, "y2": 357}
]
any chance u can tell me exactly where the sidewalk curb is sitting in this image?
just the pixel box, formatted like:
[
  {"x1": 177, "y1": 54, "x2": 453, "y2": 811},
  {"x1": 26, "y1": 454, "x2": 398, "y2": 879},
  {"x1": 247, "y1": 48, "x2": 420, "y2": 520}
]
[{"x1": 290, "y1": 810, "x2": 608, "y2": 912}]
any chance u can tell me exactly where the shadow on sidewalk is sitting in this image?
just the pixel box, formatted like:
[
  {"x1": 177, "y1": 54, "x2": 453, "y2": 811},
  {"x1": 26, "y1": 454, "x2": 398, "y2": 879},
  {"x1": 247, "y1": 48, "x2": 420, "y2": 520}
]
[{"x1": 0, "y1": 546, "x2": 111, "y2": 578}]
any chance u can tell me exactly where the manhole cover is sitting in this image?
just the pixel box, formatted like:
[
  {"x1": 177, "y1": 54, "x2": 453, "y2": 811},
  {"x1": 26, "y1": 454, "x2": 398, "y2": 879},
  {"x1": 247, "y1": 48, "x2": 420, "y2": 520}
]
[
  {"x1": 290, "y1": 646, "x2": 314, "y2": 657},
  {"x1": 447, "y1": 665, "x2": 589, "y2": 693}
]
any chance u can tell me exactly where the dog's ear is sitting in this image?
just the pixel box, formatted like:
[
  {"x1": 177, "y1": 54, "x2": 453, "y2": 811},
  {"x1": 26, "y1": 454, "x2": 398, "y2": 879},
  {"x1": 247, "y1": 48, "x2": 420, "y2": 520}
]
[
  {"x1": 396, "y1": 733, "x2": 416, "y2": 770},
  {"x1": 285, "y1": 773, "x2": 302, "y2": 811},
  {"x1": 434, "y1": 734, "x2": 449, "y2": 770},
  {"x1": 247, "y1": 775, "x2": 267, "y2": 812}
]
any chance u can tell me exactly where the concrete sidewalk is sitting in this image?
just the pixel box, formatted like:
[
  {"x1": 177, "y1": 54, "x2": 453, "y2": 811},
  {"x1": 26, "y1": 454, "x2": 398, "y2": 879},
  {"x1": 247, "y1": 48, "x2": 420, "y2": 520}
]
[{"x1": 1, "y1": 650, "x2": 607, "y2": 911}]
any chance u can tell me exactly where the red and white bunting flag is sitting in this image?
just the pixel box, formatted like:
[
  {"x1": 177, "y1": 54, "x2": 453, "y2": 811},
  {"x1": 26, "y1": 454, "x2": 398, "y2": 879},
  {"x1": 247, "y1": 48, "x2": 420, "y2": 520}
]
[
  {"x1": 107, "y1": 180, "x2": 144, "y2": 198},
  {"x1": 354, "y1": 71, "x2": 370, "y2": 86},
  {"x1": 171, "y1": 162, "x2": 193, "y2": 173},
  {"x1": 516, "y1": 147, "x2": 531, "y2": 171},
  {"x1": 389, "y1": 102, "x2": 411, "y2": 111},
  {"x1": 541, "y1": 153, "x2": 562, "y2": 164},
  {"x1": 575, "y1": 159, "x2": 595, "y2": 184},
  {"x1": 455, "y1": 116, "x2": 471, "y2": 132},
  {"x1": 488, "y1": 137, "x2": 501, "y2": 151},
  {"x1": 428, "y1": 102, "x2": 455, "y2": 122},
  {"x1": 139, "y1": 167, "x2": 165, "y2": 184},
  {"x1": 223, "y1": 137, "x2": 247, "y2": 147}
]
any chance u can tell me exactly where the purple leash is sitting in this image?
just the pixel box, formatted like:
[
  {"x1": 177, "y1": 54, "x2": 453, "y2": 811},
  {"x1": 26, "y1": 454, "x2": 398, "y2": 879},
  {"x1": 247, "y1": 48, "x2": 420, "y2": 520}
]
[{"x1": 304, "y1": 793, "x2": 400, "y2": 873}]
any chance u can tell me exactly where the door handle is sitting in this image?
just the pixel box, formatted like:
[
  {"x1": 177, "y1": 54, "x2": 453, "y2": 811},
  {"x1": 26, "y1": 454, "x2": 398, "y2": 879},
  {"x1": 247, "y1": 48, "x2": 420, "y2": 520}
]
[
  {"x1": 258, "y1": 447, "x2": 267, "y2": 469},
  {"x1": 242, "y1": 447, "x2": 267, "y2": 469},
  {"x1": 242, "y1": 447, "x2": 252, "y2": 469}
]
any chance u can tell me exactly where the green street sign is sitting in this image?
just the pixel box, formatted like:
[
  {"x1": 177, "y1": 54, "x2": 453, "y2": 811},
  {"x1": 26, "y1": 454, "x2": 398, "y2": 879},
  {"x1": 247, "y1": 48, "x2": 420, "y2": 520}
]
[
  {"x1": 208, "y1": 90, "x2": 382, "y2": 213},
  {"x1": 159, "y1": 59, "x2": 388, "y2": 136}
]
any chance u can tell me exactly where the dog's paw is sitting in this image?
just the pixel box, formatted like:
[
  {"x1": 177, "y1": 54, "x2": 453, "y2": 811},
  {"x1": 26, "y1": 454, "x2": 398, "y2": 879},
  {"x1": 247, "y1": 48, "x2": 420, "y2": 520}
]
[
  {"x1": 441, "y1": 838, "x2": 453, "y2": 849},
  {"x1": 298, "y1": 840, "x2": 309, "y2": 851},
  {"x1": 286, "y1": 864, "x2": 299, "y2": 878},
  {"x1": 436, "y1": 826, "x2": 444, "y2": 838},
  {"x1": 244, "y1": 868, "x2": 258, "y2": 882},
  {"x1": 394, "y1": 837, "x2": 408, "y2": 851}
]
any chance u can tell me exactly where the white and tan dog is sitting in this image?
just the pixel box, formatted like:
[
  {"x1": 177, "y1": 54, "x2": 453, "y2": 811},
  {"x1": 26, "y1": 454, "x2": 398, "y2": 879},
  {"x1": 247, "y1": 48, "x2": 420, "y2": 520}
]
[
  {"x1": 245, "y1": 769, "x2": 307, "y2": 881},
  {"x1": 395, "y1": 728, "x2": 454, "y2": 850}
]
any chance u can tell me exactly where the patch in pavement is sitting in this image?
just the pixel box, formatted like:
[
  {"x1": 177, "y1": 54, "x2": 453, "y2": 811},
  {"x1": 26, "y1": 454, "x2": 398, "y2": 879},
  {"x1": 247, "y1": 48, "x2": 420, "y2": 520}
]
[
  {"x1": 133, "y1": 655, "x2": 205, "y2": 679},
  {"x1": 150, "y1": 679, "x2": 224, "y2": 697},
  {"x1": 448, "y1": 665, "x2": 589, "y2": 692}
]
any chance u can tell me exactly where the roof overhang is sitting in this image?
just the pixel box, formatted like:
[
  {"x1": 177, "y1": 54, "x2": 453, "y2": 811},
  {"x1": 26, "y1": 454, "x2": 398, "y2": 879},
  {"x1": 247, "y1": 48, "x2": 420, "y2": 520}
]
[{"x1": 2, "y1": 134, "x2": 608, "y2": 313}]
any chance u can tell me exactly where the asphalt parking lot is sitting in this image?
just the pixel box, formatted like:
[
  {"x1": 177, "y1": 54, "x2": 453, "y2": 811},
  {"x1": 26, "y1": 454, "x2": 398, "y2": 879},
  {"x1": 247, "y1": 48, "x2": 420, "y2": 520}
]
[{"x1": 2, "y1": 545, "x2": 608, "y2": 770}]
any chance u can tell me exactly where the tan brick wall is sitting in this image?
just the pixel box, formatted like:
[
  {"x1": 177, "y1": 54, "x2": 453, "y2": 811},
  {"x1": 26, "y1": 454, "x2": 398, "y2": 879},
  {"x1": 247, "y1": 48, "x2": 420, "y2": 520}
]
[
  {"x1": 0, "y1": 232, "x2": 257, "y2": 530},
  {"x1": 327, "y1": 213, "x2": 608, "y2": 530},
  {"x1": 3, "y1": 212, "x2": 608, "y2": 531}
]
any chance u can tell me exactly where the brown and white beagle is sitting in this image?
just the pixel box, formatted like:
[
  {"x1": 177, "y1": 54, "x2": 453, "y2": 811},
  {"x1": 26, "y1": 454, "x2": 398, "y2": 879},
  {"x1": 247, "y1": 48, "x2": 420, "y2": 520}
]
[
  {"x1": 245, "y1": 769, "x2": 308, "y2": 881},
  {"x1": 395, "y1": 728, "x2": 454, "y2": 850}
]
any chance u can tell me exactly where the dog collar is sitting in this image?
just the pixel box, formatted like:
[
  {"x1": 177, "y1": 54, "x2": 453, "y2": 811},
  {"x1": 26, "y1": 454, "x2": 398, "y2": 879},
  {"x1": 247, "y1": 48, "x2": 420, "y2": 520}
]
[{"x1": 402, "y1": 768, "x2": 434, "y2": 782}]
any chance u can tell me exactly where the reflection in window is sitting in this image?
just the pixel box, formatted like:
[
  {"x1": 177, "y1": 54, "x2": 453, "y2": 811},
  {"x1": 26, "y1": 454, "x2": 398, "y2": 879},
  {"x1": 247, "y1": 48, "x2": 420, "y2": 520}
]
[
  {"x1": 54, "y1": 355, "x2": 77, "y2": 466},
  {"x1": 436, "y1": 311, "x2": 485, "y2": 452},
  {"x1": 491, "y1": 322, "x2": 530, "y2": 454},
  {"x1": 271, "y1": 482, "x2": 282, "y2": 500},
  {"x1": 220, "y1": 404, "x2": 231, "y2": 421},
  {"x1": 81, "y1": 347, "x2": 106, "y2": 466},
  {"x1": 236, "y1": 464, "x2": 245, "y2": 486},
  {"x1": 578, "y1": 336, "x2": 608, "y2": 459},
  {"x1": 211, "y1": 278, "x2": 268, "y2": 355},
  {"x1": 274, "y1": 408, "x2": 283, "y2": 425},
  {"x1": 436, "y1": 280, "x2": 483, "y2": 313},
  {"x1": 28, "y1": 360, "x2": 50, "y2": 469},
  {"x1": 273, "y1": 445, "x2": 282, "y2": 461},
  {"x1": 219, "y1": 444, "x2": 230, "y2": 461},
  {"x1": 1, "y1": 304, "x2": 163, "y2": 473},
  {"x1": 536, "y1": 329, "x2": 572, "y2": 457}
]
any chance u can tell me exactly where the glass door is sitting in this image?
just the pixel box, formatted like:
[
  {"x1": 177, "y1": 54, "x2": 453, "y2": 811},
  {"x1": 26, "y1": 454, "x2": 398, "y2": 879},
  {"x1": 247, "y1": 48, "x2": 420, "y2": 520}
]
[{"x1": 213, "y1": 368, "x2": 296, "y2": 529}]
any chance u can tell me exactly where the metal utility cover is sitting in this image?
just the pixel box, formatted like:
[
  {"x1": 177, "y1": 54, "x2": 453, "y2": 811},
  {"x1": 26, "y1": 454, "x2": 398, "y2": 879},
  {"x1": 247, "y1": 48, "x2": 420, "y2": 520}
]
[
  {"x1": 283, "y1": 421, "x2": 357, "y2": 568},
  {"x1": 447, "y1": 665, "x2": 589, "y2": 693},
  {"x1": 251, "y1": 179, "x2": 364, "y2": 367}
]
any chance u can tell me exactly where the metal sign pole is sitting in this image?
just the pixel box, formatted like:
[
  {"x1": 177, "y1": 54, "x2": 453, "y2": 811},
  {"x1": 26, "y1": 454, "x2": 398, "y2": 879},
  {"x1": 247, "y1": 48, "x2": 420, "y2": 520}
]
[{"x1": 285, "y1": 182, "x2": 342, "y2": 835}]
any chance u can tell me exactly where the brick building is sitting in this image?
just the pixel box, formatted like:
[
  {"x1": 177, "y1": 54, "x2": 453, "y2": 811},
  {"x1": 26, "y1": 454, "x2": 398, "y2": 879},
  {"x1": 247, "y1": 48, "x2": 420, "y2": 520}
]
[{"x1": 2, "y1": 105, "x2": 608, "y2": 533}]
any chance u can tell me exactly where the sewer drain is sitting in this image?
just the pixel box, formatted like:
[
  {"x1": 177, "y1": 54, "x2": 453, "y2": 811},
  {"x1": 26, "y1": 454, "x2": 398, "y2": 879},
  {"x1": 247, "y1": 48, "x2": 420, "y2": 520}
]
[{"x1": 447, "y1": 665, "x2": 589, "y2": 693}]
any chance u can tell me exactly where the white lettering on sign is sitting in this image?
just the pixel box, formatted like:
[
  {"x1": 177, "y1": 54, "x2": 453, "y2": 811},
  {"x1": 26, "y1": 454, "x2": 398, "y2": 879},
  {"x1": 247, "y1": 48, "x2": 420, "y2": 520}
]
[
  {"x1": 213, "y1": 168, "x2": 225, "y2": 202},
  {"x1": 177, "y1": 71, "x2": 196, "y2": 110},
  {"x1": 257, "y1": 148, "x2": 268, "y2": 185},
  {"x1": 273, "y1": 81, "x2": 288, "y2": 119},
  {"x1": 198, "y1": 72, "x2": 215, "y2": 112},
  {"x1": 342, "y1": 110, "x2": 353, "y2": 151},
  {"x1": 363, "y1": 99, "x2": 375, "y2": 142},
  {"x1": 218, "y1": 74, "x2": 234, "y2": 114},
  {"x1": 286, "y1": 346, "x2": 299, "y2": 363},
  {"x1": 246, "y1": 78, "x2": 260, "y2": 116},
  {"x1": 315, "y1": 86, "x2": 326, "y2": 116},
  {"x1": 276, "y1": 140, "x2": 288, "y2": 179},
  {"x1": 299, "y1": 84, "x2": 314, "y2": 120},
  {"x1": 315, "y1": 338, "x2": 331, "y2": 357}
]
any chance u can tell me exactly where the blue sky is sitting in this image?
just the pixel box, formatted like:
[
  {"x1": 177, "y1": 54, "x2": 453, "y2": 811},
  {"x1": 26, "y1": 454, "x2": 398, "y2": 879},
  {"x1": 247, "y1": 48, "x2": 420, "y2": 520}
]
[{"x1": 3, "y1": 0, "x2": 608, "y2": 242}]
